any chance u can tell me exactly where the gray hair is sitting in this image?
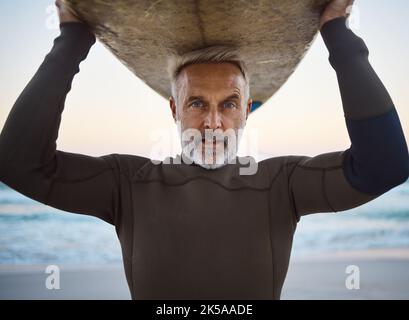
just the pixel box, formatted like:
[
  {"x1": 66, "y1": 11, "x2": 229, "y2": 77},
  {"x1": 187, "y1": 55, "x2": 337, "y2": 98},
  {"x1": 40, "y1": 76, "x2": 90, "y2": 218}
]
[{"x1": 167, "y1": 45, "x2": 250, "y2": 105}]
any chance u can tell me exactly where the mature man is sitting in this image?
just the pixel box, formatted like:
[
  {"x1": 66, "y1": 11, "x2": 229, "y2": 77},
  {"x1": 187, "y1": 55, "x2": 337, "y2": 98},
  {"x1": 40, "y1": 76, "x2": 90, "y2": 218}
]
[{"x1": 0, "y1": 0, "x2": 407, "y2": 299}]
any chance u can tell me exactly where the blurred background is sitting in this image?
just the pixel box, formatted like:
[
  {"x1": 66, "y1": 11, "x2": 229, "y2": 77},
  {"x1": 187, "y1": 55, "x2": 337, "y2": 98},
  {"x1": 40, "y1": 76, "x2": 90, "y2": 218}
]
[{"x1": 0, "y1": 0, "x2": 408, "y2": 299}]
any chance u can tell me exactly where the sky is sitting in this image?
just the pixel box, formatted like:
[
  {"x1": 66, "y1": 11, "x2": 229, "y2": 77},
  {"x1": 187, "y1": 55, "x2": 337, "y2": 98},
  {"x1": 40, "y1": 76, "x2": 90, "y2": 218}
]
[{"x1": 0, "y1": 0, "x2": 408, "y2": 161}]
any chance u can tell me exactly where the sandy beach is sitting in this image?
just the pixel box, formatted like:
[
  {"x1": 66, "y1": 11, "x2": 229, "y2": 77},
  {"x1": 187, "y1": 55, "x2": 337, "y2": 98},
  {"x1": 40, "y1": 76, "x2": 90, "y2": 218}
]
[
  {"x1": 1, "y1": 248, "x2": 408, "y2": 300},
  {"x1": 282, "y1": 249, "x2": 409, "y2": 300}
]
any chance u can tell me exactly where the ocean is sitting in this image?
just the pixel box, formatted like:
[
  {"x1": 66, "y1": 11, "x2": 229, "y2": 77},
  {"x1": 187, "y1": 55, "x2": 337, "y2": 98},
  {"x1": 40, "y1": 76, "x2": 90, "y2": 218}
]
[{"x1": 0, "y1": 180, "x2": 408, "y2": 265}]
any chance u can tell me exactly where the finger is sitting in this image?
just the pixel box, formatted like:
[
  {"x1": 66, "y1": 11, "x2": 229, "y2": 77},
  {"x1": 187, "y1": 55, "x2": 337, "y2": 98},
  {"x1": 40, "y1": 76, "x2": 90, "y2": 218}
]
[{"x1": 346, "y1": 0, "x2": 354, "y2": 17}]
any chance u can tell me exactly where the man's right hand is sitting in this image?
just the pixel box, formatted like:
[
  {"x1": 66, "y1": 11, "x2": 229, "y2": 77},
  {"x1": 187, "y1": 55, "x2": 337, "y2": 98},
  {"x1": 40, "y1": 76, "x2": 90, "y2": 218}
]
[{"x1": 55, "y1": 0, "x2": 82, "y2": 24}]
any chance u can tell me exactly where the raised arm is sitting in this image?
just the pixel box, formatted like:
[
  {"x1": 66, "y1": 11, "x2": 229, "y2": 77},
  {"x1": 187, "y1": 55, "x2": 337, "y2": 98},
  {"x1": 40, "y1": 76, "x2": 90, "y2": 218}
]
[
  {"x1": 288, "y1": 16, "x2": 408, "y2": 220},
  {"x1": 0, "y1": 18, "x2": 121, "y2": 225}
]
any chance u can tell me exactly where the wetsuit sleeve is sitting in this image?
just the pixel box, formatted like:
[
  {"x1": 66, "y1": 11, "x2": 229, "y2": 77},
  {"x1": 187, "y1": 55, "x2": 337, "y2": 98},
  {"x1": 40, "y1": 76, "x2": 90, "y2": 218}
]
[
  {"x1": 0, "y1": 22, "x2": 120, "y2": 225},
  {"x1": 287, "y1": 17, "x2": 409, "y2": 220}
]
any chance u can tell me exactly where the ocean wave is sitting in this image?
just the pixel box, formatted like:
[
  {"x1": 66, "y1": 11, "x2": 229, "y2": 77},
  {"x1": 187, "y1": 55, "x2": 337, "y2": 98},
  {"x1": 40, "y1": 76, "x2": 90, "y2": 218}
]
[{"x1": 0, "y1": 179, "x2": 408, "y2": 264}]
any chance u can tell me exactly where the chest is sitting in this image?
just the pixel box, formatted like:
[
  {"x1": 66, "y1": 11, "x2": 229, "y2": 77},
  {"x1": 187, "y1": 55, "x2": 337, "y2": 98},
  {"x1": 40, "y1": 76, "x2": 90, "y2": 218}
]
[{"x1": 128, "y1": 180, "x2": 277, "y2": 298}]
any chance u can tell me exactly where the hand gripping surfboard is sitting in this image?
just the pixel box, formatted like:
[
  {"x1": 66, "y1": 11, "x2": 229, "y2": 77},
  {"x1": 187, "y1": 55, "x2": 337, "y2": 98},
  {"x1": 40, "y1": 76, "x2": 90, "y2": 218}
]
[{"x1": 62, "y1": 0, "x2": 330, "y2": 112}]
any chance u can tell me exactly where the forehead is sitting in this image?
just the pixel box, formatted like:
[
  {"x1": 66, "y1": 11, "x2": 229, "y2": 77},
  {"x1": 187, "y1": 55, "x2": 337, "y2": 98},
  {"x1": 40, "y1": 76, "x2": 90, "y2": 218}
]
[{"x1": 176, "y1": 62, "x2": 246, "y2": 95}]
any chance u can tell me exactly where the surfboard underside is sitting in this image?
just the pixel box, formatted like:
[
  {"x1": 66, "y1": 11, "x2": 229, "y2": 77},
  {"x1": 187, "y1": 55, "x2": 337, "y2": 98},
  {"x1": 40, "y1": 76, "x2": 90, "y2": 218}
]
[{"x1": 63, "y1": 0, "x2": 330, "y2": 111}]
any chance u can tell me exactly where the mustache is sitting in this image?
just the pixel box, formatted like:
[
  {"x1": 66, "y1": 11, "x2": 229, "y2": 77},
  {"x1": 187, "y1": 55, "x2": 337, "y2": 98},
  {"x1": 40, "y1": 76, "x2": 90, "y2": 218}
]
[
  {"x1": 183, "y1": 128, "x2": 239, "y2": 139},
  {"x1": 179, "y1": 128, "x2": 243, "y2": 152}
]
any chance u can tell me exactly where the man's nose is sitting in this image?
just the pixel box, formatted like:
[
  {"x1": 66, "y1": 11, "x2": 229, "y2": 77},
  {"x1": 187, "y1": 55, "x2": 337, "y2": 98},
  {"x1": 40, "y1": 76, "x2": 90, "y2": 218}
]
[{"x1": 203, "y1": 109, "x2": 222, "y2": 130}]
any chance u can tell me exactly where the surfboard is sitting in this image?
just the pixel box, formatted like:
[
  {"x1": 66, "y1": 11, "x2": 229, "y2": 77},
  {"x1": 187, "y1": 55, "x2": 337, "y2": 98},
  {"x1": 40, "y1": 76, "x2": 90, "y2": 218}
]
[{"x1": 62, "y1": 0, "x2": 330, "y2": 112}]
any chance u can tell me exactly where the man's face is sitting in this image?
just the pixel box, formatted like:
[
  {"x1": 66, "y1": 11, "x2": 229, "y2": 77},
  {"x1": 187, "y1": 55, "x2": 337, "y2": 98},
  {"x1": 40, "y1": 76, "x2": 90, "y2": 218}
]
[{"x1": 169, "y1": 62, "x2": 252, "y2": 169}]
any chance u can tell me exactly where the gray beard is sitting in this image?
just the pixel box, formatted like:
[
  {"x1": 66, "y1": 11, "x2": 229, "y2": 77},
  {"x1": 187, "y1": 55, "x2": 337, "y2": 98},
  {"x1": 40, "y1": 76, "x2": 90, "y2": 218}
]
[{"x1": 181, "y1": 140, "x2": 238, "y2": 170}]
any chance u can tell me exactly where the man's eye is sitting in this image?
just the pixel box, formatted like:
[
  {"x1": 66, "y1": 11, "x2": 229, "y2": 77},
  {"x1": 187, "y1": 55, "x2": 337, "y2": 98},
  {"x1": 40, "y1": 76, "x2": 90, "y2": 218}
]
[
  {"x1": 190, "y1": 101, "x2": 203, "y2": 108},
  {"x1": 224, "y1": 102, "x2": 236, "y2": 109}
]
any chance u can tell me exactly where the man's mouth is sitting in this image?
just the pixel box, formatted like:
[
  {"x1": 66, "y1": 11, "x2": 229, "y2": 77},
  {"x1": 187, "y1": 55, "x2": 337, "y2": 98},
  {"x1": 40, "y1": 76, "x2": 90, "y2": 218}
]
[{"x1": 201, "y1": 137, "x2": 222, "y2": 146}]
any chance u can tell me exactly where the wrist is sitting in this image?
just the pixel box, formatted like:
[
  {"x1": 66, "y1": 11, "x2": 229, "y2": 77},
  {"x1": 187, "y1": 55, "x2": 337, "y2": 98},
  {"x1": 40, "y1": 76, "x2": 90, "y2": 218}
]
[
  {"x1": 46, "y1": 22, "x2": 96, "y2": 68},
  {"x1": 320, "y1": 16, "x2": 368, "y2": 68},
  {"x1": 59, "y1": 22, "x2": 96, "y2": 50},
  {"x1": 320, "y1": 14, "x2": 347, "y2": 30}
]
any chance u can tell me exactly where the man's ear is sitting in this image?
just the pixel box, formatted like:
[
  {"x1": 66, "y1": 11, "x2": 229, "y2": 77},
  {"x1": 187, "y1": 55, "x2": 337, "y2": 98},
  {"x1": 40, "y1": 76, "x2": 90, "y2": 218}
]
[
  {"x1": 245, "y1": 98, "x2": 252, "y2": 120},
  {"x1": 169, "y1": 96, "x2": 177, "y2": 122}
]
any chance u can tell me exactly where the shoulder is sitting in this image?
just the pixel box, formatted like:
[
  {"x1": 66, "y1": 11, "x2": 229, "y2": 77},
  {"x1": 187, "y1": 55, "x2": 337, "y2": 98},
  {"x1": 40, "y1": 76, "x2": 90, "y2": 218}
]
[
  {"x1": 99, "y1": 153, "x2": 152, "y2": 179},
  {"x1": 258, "y1": 155, "x2": 308, "y2": 174}
]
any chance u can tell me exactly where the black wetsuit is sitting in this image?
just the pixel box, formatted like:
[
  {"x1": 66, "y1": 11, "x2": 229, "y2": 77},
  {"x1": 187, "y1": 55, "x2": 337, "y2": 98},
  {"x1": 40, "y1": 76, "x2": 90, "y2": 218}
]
[{"x1": 0, "y1": 16, "x2": 407, "y2": 299}]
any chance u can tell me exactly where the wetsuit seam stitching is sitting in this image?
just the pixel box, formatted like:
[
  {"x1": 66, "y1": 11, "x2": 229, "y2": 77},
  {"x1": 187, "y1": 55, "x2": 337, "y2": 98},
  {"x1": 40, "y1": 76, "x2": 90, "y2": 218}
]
[
  {"x1": 132, "y1": 177, "x2": 269, "y2": 191},
  {"x1": 101, "y1": 156, "x2": 120, "y2": 226},
  {"x1": 286, "y1": 161, "x2": 301, "y2": 223},
  {"x1": 287, "y1": 158, "x2": 308, "y2": 220},
  {"x1": 322, "y1": 169, "x2": 337, "y2": 212},
  {"x1": 45, "y1": 178, "x2": 55, "y2": 206},
  {"x1": 344, "y1": 105, "x2": 396, "y2": 122},
  {"x1": 130, "y1": 161, "x2": 299, "y2": 191},
  {"x1": 295, "y1": 163, "x2": 343, "y2": 171},
  {"x1": 46, "y1": 156, "x2": 150, "y2": 185},
  {"x1": 48, "y1": 167, "x2": 116, "y2": 184}
]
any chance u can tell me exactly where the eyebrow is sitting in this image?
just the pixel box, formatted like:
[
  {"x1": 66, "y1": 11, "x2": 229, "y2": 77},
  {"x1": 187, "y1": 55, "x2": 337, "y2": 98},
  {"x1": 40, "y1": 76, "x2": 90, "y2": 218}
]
[
  {"x1": 186, "y1": 93, "x2": 241, "y2": 103},
  {"x1": 224, "y1": 93, "x2": 241, "y2": 101},
  {"x1": 186, "y1": 96, "x2": 204, "y2": 103}
]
